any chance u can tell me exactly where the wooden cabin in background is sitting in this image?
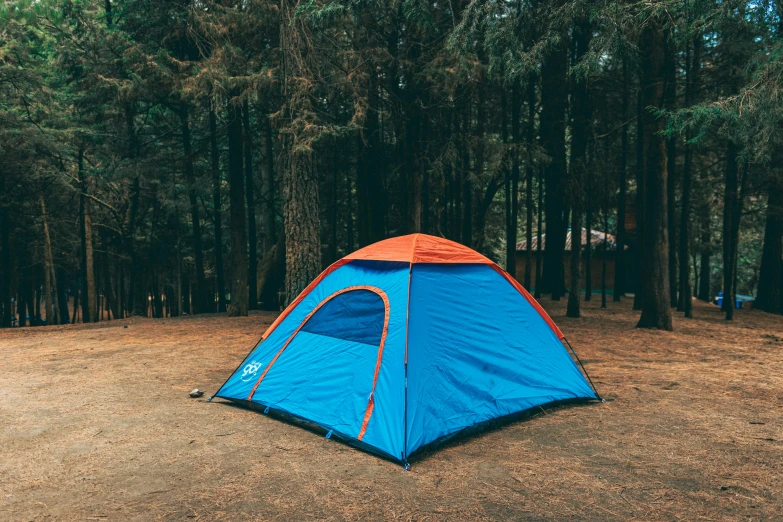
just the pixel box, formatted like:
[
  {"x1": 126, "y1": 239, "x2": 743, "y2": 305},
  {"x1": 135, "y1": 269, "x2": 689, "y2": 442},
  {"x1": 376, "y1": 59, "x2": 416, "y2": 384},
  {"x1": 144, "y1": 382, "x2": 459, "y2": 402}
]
[{"x1": 515, "y1": 228, "x2": 634, "y2": 293}]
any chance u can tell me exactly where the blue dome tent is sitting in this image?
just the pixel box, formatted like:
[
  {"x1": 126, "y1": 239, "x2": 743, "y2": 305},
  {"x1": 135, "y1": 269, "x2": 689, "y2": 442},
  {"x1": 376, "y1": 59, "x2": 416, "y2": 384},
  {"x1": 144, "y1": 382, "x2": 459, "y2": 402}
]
[{"x1": 213, "y1": 234, "x2": 599, "y2": 466}]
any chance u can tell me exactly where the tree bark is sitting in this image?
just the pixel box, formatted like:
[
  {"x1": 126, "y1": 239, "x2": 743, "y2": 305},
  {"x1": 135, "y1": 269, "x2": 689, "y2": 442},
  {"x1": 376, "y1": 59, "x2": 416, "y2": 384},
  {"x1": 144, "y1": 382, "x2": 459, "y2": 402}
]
[
  {"x1": 756, "y1": 179, "x2": 783, "y2": 314},
  {"x1": 209, "y1": 107, "x2": 227, "y2": 313},
  {"x1": 566, "y1": 11, "x2": 591, "y2": 318},
  {"x1": 0, "y1": 169, "x2": 10, "y2": 327},
  {"x1": 40, "y1": 195, "x2": 61, "y2": 325},
  {"x1": 678, "y1": 36, "x2": 700, "y2": 317},
  {"x1": 636, "y1": 17, "x2": 673, "y2": 331},
  {"x1": 263, "y1": 114, "x2": 277, "y2": 251},
  {"x1": 524, "y1": 75, "x2": 535, "y2": 290},
  {"x1": 461, "y1": 102, "x2": 472, "y2": 247},
  {"x1": 280, "y1": 1, "x2": 321, "y2": 305},
  {"x1": 633, "y1": 87, "x2": 645, "y2": 311},
  {"x1": 665, "y1": 35, "x2": 678, "y2": 308},
  {"x1": 180, "y1": 103, "x2": 206, "y2": 313},
  {"x1": 534, "y1": 167, "x2": 544, "y2": 299},
  {"x1": 78, "y1": 149, "x2": 98, "y2": 323},
  {"x1": 614, "y1": 58, "x2": 628, "y2": 302},
  {"x1": 357, "y1": 74, "x2": 386, "y2": 246},
  {"x1": 506, "y1": 80, "x2": 520, "y2": 280},
  {"x1": 722, "y1": 141, "x2": 738, "y2": 318},
  {"x1": 243, "y1": 99, "x2": 258, "y2": 310},
  {"x1": 226, "y1": 95, "x2": 249, "y2": 317},
  {"x1": 539, "y1": 31, "x2": 568, "y2": 299}
]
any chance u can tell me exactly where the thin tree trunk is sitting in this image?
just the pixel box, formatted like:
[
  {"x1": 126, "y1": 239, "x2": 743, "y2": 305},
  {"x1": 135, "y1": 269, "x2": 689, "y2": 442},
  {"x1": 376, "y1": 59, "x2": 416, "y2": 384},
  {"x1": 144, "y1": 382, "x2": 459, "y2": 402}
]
[
  {"x1": 243, "y1": 99, "x2": 258, "y2": 310},
  {"x1": 227, "y1": 95, "x2": 249, "y2": 316},
  {"x1": 524, "y1": 75, "x2": 535, "y2": 290},
  {"x1": 534, "y1": 167, "x2": 544, "y2": 299},
  {"x1": 506, "y1": 79, "x2": 520, "y2": 280},
  {"x1": 357, "y1": 75, "x2": 386, "y2": 246},
  {"x1": 540, "y1": 29, "x2": 568, "y2": 299},
  {"x1": 584, "y1": 202, "x2": 592, "y2": 301},
  {"x1": 57, "y1": 267, "x2": 69, "y2": 324},
  {"x1": 633, "y1": 88, "x2": 645, "y2": 311},
  {"x1": 180, "y1": 103, "x2": 206, "y2": 314},
  {"x1": 756, "y1": 180, "x2": 783, "y2": 314},
  {"x1": 78, "y1": 149, "x2": 98, "y2": 323},
  {"x1": 636, "y1": 17, "x2": 673, "y2": 331},
  {"x1": 504, "y1": 82, "x2": 512, "y2": 272},
  {"x1": 472, "y1": 78, "x2": 489, "y2": 252},
  {"x1": 263, "y1": 115, "x2": 277, "y2": 249},
  {"x1": 566, "y1": 11, "x2": 591, "y2": 317},
  {"x1": 678, "y1": 36, "x2": 700, "y2": 317},
  {"x1": 346, "y1": 151, "x2": 355, "y2": 253},
  {"x1": 0, "y1": 169, "x2": 10, "y2": 327},
  {"x1": 665, "y1": 35, "x2": 678, "y2": 308},
  {"x1": 209, "y1": 108, "x2": 227, "y2": 313},
  {"x1": 567, "y1": 209, "x2": 582, "y2": 318},
  {"x1": 40, "y1": 195, "x2": 61, "y2": 325},
  {"x1": 722, "y1": 141, "x2": 739, "y2": 319},
  {"x1": 602, "y1": 213, "x2": 608, "y2": 308},
  {"x1": 461, "y1": 102, "x2": 473, "y2": 247},
  {"x1": 614, "y1": 61, "x2": 628, "y2": 303}
]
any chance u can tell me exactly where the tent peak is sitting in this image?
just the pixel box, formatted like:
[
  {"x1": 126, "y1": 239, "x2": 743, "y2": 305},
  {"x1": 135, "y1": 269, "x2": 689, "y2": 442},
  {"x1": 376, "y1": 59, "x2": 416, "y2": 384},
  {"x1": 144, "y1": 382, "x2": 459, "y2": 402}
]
[{"x1": 344, "y1": 233, "x2": 492, "y2": 264}]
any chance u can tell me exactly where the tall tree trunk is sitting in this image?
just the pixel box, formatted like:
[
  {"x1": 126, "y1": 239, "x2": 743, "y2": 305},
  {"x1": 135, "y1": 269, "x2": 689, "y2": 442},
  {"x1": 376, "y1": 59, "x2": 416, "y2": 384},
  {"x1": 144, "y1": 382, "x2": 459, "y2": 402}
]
[
  {"x1": 281, "y1": 2, "x2": 321, "y2": 304},
  {"x1": 507, "y1": 80, "x2": 521, "y2": 280},
  {"x1": 636, "y1": 17, "x2": 673, "y2": 331},
  {"x1": 534, "y1": 167, "x2": 544, "y2": 299},
  {"x1": 503, "y1": 82, "x2": 512, "y2": 272},
  {"x1": 566, "y1": 11, "x2": 591, "y2": 318},
  {"x1": 461, "y1": 102, "x2": 472, "y2": 246},
  {"x1": 614, "y1": 60, "x2": 628, "y2": 302},
  {"x1": 226, "y1": 95, "x2": 249, "y2": 316},
  {"x1": 0, "y1": 169, "x2": 10, "y2": 327},
  {"x1": 584, "y1": 200, "x2": 593, "y2": 301},
  {"x1": 722, "y1": 141, "x2": 738, "y2": 318},
  {"x1": 473, "y1": 79, "x2": 490, "y2": 252},
  {"x1": 209, "y1": 107, "x2": 227, "y2": 313},
  {"x1": 78, "y1": 149, "x2": 98, "y2": 323},
  {"x1": 57, "y1": 267, "x2": 69, "y2": 324},
  {"x1": 539, "y1": 32, "x2": 568, "y2": 299},
  {"x1": 243, "y1": 99, "x2": 258, "y2": 310},
  {"x1": 40, "y1": 195, "x2": 61, "y2": 325},
  {"x1": 180, "y1": 103, "x2": 206, "y2": 314},
  {"x1": 602, "y1": 214, "x2": 608, "y2": 308},
  {"x1": 633, "y1": 87, "x2": 645, "y2": 311},
  {"x1": 567, "y1": 209, "x2": 582, "y2": 318},
  {"x1": 524, "y1": 75, "x2": 535, "y2": 290},
  {"x1": 665, "y1": 35, "x2": 678, "y2": 308},
  {"x1": 678, "y1": 36, "x2": 700, "y2": 317},
  {"x1": 346, "y1": 148, "x2": 355, "y2": 253},
  {"x1": 756, "y1": 179, "x2": 783, "y2": 314},
  {"x1": 357, "y1": 75, "x2": 386, "y2": 246},
  {"x1": 263, "y1": 114, "x2": 277, "y2": 250}
]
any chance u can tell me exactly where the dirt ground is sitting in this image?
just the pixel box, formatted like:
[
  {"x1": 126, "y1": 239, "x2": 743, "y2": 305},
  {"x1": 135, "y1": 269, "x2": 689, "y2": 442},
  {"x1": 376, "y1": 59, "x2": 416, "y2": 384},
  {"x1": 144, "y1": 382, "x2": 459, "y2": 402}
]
[{"x1": 1, "y1": 297, "x2": 781, "y2": 521}]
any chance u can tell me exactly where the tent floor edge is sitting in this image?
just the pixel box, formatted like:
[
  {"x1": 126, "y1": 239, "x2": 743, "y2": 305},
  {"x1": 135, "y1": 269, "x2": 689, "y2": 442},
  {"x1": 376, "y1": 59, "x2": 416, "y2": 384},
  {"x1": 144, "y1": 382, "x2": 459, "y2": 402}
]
[
  {"x1": 405, "y1": 396, "x2": 599, "y2": 465},
  {"x1": 212, "y1": 396, "x2": 404, "y2": 465}
]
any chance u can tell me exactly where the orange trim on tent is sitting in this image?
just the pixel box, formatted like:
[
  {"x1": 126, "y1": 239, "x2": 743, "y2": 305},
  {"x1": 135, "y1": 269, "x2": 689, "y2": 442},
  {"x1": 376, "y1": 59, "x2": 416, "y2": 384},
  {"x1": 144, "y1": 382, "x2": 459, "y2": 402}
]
[
  {"x1": 344, "y1": 233, "x2": 492, "y2": 264},
  {"x1": 489, "y1": 264, "x2": 565, "y2": 339},
  {"x1": 261, "y1": 258, "x2": 350, "y2": 341},
  {"x1": 247, "y1": 286, "x2": 391, "y2": 441}
]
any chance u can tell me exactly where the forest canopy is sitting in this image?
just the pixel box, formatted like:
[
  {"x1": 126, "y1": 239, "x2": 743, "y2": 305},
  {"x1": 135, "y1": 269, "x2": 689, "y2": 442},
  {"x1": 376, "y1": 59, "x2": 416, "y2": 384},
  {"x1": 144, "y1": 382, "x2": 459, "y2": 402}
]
[{"x1": 0, "y1": 0, "x2": 782, "y2": 330}]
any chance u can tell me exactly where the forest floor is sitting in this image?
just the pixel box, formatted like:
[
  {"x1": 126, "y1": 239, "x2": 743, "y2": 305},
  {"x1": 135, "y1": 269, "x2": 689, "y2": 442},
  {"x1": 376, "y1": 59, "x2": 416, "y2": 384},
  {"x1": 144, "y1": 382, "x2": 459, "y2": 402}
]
[{"x1": 1, "y1": 297, "x2": 782, "y2": 521}]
